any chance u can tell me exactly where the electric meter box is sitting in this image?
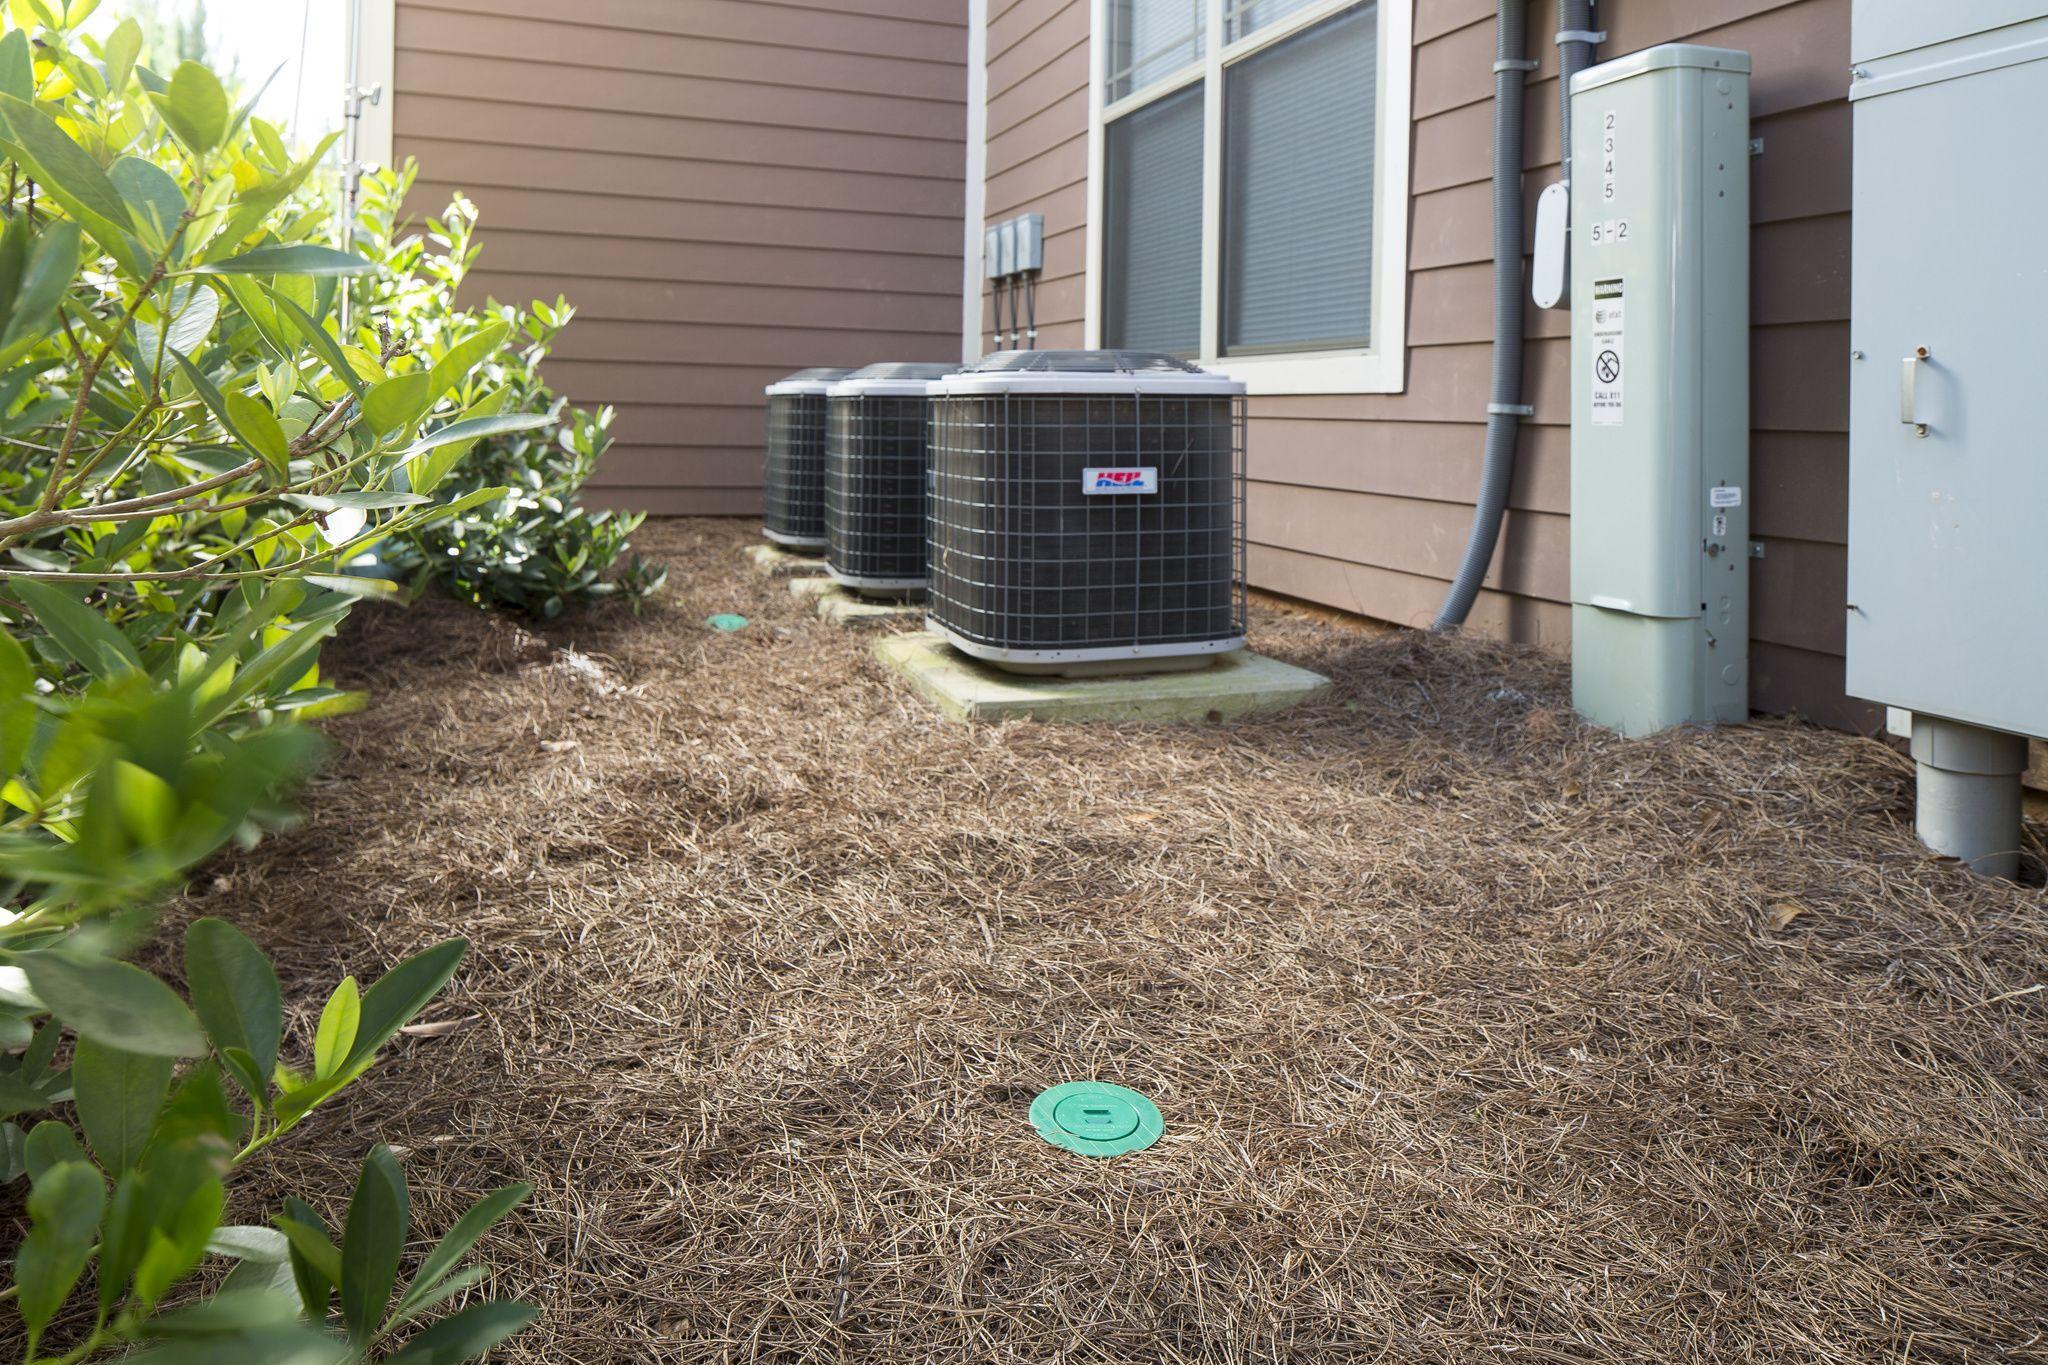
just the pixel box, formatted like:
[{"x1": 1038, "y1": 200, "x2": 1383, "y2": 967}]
[
  {"x1": 1567, "y1": 45, "x2": 1751, "y2": 737},
  {"x1": 1844, "y1": 5, "x2": 2048, "y2": 742}
]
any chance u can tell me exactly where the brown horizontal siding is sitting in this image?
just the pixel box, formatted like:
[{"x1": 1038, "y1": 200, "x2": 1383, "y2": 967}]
[
  {"x1": 979, "y1": 0, "x2": 1089, "y2": 349},
  {"x1": 395, "y1": 0, "x2": 965, "y2": 515},
  {"x1": 398, "y1": 95, "x2": 964, "y2": 178},
  {"x1": 407, "y1": 0, "x2": 965, "y2": 53},
  {"x1": 1226, "y1": 0, "x2": 1861, "y2": 727}
]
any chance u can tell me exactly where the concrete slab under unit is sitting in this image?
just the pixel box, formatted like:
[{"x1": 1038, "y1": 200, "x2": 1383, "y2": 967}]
[
  {"x1": 743, "y1": 543, "x2": 825, "y2": 577},
  {"x1": 873, "y1": 633, "x2": 1330, "y2": 723},
  {"x1": 789, "y1": 577, "x2": 923, "y2": 628}
]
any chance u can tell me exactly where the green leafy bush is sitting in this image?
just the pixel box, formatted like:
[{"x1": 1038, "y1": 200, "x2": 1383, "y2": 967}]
[
  {"x1": 351, "y1": 167, "x2": 664, "y2": 617},
  {"x1": 0, "y1": 4, "x2": 535, "y2": 1359}
]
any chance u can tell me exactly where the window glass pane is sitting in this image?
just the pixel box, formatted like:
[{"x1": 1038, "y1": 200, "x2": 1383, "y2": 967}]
[
  {"x1": 1223, "y1": 2, "x2": 1377, "y2": 354},
  {"x1": 1104, "y1": 84, "x2": 1204, "y2": 355},
  {"x1": 1224, "y1": 0, "x2": 1324, "y2": 42},
  {"x1": 1108, "y1": 0, "x2": 1205, "y2": 101}
]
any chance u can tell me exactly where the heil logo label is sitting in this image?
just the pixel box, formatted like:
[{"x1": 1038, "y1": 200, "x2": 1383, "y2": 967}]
[{"x1": 1081, "y1": 466, "x2": 1159, "y2": 495}]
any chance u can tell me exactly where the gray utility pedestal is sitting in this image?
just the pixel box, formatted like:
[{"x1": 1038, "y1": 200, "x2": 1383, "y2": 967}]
[
  {"x1": 1845, "y1": 5, "x2": 2048, "y2": 877},
  {"x1": 1567, "y1": 45, "x2": 1752, "y2": 737}
]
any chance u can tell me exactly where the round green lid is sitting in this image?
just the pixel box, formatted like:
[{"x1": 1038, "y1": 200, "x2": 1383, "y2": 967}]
[
  {"x1": 706, "y1": 613, "x2": 749, "y2": 631},
  {"x1": 1029, "y1": 1081, "x2": 1163, "y2": 1157}
]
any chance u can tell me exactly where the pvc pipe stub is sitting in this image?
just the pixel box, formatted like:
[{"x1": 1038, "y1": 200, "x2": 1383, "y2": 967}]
[{"x1": 1909, "y1": 715, "x2": 2028, "y2": 879}]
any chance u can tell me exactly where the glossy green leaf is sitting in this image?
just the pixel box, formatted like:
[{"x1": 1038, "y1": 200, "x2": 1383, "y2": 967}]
[
  {"x1": 111, "y1": 156, "x2": 187, "y2": 252},
  {"x1": 312, "y1": 975, "x2": 358, "y2": 1081},
  {"x1": 397, "y1": 1181, "x2": 532, "y2": 1313},
  {"x1": 71, "y1": 1035, "x2": 174, "y2": 1172},
  {"x1": 19, "y1": 952, "x2": 207, "y2": 1057},
  {"x1": 340, "y1": 1144, "x2": 408, "y2": 1344},
  {"x1": 408, "y1": 390, "x2": 509, "y2": 496},
  {"x1": 193, "y1": 243, "x2": 374, "y2": 277},
  {"x1": 346, "y1": 938, "x2": 467, "y2": 1073},
  {"x1": 397, "y1": 410, "x2": 554, "y2": 462},
  {"x1": 275, "y1": 1199, "x2": 340, "y2": 1320},
  {"x1": 12, "y1": 577, "x2": 145, "y2": 675},
  {"x1": 426, "y1": 318, "x2": 509, "y2": 402},
  {"x1": 15, "y1": 1159, "x2": 105, "y2": 1351},
  {"x1": 264, "y1": 283, "x2": 365, "y2": 397},
  {"x1": 171, "y1": 349, "x2": 265, "y2": 463},
  {"x1": 0, "y1": 1070, "x2": 48, "y2": 1118},
  {"x1": 130, "y1": 1161, "x2": 225, "y2": 1310},
  {"x1": 153, "y1": 60, "x2": 228, "y2": 152},
  {"x1": 101, "y1": 16, "x2": 141, "y2": 93},
  {"x1": 223, "y1": 390, "x2": 290, "y2": 470},
  {"x1": 0, "y1": 627, "x2": 33, "y2": 777},
  {"x1": 153, "y1": 1061, "x2": 246, "y2": 1149},
  {"x1": 0, "y1": 92, "x2": 146, "y2": 277},
  {"x1": 184, "y1": 918, "x2": 282, "y2": 1093},
  {"x1": 0, "y1": 219, "x2": 80, "y2": 348},
  {"x1": 134, "y1": 281, "x2": 220, "y2": 372},
  {"x1": 299, "y1": 573, "x2": 402, "y2": 601},
  {"x1": 0, "y1": 1121, "x2": 23, "y2": 1183},
  {"x1": 386, "y1": 1300, "x2": 537, "y2": 1364},
  {"x1": 204, "y1": 1225, "x2": 290, "y2": 1264},
  {"x1": 23, "y1": 1120, "x2": 84, "y2": 1181},
  {"x1": 363, "y1": 372, "x2": 434, "y2": 435},
  {"x1": 112, "y1": 758, "x2": 176, "y2": 845},
  {"x1": 0, "y1": 28, "x2": 30, "y2": 102}
]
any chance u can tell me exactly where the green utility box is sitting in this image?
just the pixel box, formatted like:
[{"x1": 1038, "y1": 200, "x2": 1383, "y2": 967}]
[{"x1": 1568, "y1": 45, "x2": 1751, "y2": 737}]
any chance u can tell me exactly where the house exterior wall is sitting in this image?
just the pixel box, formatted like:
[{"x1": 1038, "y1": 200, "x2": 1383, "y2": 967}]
[
  {"x1": 977, "y1": 0, "x2": 1865, "y2": 728},
  {"x1": 389, "y1": 0, "x2": 970, "y2": 516}
]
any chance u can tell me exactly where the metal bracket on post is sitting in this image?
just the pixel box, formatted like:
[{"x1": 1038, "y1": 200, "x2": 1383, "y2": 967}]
[{"x1": 1555, "y1": 29, "x2": 1607, "y2": 46}]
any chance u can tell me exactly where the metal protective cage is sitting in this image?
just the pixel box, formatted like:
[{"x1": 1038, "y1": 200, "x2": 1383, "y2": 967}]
[
  {"x1": 824, "y1": 363, "x2": 957, "y2": 594},
  {"x1": 926, "y1": 351, "x2": 1247, "y2": 670},
  {"x1": 761, "y1": 368, "x2": 849, "y2": 548}
]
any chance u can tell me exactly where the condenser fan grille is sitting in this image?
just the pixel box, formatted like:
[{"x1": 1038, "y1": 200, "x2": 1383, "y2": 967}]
[
  {"x1": 763, "y1": 393, "x2": 830, "y2": 547},
  {"x1": 826, "y1": 394, "x2": 931, "y2": 590},
  {"x1": 927, "y1": 391, "x2": 1246, "y2": 658}
]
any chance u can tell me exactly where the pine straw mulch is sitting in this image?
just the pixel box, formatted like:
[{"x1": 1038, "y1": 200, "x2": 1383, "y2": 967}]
[{"x1": 189, "y1": 517, "x2": 2048, "y2": 1364}]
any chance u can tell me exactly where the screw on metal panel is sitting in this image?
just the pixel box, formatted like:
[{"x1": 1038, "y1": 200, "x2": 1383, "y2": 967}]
[
  {"x1": 1749, "y1": 137, "x2": 1764, "y2": 156},
  {"x1": 1749, "y1": 542, "x2": 1765, "y2": 559},
  {"x1": 1851, "y1": 350, "x2": 1865, "y2": 360}
]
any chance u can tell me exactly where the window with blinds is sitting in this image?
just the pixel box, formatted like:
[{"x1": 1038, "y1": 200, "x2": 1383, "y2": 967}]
[
  {"x1": 1223, "y1": 0, "x2": 1326, "y2": 41},
  {"x1": 1107, "y1": 0, "x2": 1205, "y2": 102},
  {"x1": 1222, "y1": 2, "x2": 1377, "y2": 353},
  {"x1": 1099, "y1": 0, "x2": 1385, "y2": 365},
  {"x1": 1103, "y1": 84, "x2": 1204, "y2": 356}
]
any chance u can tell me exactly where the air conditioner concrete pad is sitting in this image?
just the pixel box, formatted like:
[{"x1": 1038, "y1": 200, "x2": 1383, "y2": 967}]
[
  {"x1": 873, "y1": 633, "x2": 1329, "y2": 723},
  {"x1": 743, "y1": 543, "x2": 826, "y2": 577},
  {"x1": 790, "y1": 577, "x2": 923, "y2": 628}
]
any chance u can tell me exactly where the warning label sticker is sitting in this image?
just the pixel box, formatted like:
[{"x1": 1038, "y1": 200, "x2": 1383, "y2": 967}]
[
  {"x1": 1590, "y1": 278, "x2": 1624, "y2": 426},
  {"x1": 1710, "y1": 485, "x2": 1743, "y2": 508}
]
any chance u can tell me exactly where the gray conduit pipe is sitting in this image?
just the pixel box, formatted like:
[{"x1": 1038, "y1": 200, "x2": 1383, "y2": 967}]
[{"x1": 1432, "y1": 1, "x2": 1600, "y2": 631}]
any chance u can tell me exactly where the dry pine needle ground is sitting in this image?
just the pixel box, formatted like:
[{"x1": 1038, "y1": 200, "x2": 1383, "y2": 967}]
[{"x1": 192, "y1": 519, "x2": 2047, "y2": 1363}]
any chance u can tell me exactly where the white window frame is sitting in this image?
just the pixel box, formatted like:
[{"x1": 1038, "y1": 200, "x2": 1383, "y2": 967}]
[
  {"x1": 1084, "y1": 0, "x2": 1412, "y2": 395},
  {"x1": 351, "y1": 0, "x2": 396, "y2": 170}
]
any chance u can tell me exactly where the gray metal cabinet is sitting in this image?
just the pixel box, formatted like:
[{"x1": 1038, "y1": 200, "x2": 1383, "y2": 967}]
[{"x1": 1845, "y1": 9, "x2": 2048, "y2": 742}]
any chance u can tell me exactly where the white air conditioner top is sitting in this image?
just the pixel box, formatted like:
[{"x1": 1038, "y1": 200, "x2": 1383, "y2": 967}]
[
  {"x1": 927, "y1": 349, "x2": 1245, "y2": 398},
  {"x1": 764, "y1": 367, "x2": 851, "y2": 397},
  {"x1": 828, "y1": 362, "x2": 958, "y2": 398}
]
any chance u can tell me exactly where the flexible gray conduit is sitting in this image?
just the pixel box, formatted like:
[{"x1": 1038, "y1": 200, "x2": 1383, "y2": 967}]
[{"x1": 1431, "y1": 0, "x2": 1599, "y2": 632}]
